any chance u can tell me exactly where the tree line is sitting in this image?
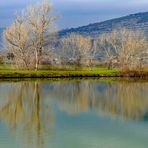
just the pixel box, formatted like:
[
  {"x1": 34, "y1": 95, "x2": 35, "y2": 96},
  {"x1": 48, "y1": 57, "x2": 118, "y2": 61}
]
[{"x1": 1, "y1": 0, "x2": 148, "y2": 70}]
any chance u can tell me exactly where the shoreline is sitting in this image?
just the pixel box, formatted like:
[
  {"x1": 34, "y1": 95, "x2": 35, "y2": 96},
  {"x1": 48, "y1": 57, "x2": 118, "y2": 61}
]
[{"x1": 0, "y1": 70, "x2": 148, "y2": 79}]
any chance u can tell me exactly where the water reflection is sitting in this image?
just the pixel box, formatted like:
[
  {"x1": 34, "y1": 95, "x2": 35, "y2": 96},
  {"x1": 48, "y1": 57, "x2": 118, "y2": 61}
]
[
  {"x1": 41, "y1": 81, "x2": 148, "y2": 120},
  {"x1": 0, "y1": 80, "x2": 148, "y2": 147},
  {"x1": 0, "y1": 82, "x2": 55, "y2": 148}
]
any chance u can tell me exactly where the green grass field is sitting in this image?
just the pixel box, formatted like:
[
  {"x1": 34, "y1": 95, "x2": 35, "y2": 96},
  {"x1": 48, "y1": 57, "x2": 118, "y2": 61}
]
[
  {"x1": 0, "y1": 64, "x2": 118, "y2": 78},
  {"x1": 0, "y1": 64, "x2": 147, "y2": 78}
]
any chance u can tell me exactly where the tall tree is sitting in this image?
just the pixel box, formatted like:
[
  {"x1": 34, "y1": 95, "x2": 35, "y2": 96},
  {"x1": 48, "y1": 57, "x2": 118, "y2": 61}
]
[{"x1": 25, "y1": 0, "x2": 57, "y2": 70}]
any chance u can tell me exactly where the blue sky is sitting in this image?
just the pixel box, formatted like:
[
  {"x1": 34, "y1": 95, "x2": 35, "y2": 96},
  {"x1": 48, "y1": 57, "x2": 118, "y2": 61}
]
[{"x1": 0, "y1": 0, "x2": 148, "y2": 29}]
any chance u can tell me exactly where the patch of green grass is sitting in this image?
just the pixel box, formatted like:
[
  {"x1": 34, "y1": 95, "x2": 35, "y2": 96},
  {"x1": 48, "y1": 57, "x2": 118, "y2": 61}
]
[
  {"x1": 0, "y1": 64, "x2": 147, "y2": 78},
  {"x1": 0, "y1": 63, "x2": 15, "y2": 70},
  {"x1": 0, "y1": 66, "x2": 118, "y2": 78}
]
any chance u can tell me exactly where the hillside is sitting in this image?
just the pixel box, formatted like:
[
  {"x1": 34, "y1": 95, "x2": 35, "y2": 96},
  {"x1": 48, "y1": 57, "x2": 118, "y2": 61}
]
[
  {"x1": 59, "y1": 12, "x2": 148, "y2": 37},
  {"x1": 1, "y1": 12, "x2": 148, "y2": 42}
]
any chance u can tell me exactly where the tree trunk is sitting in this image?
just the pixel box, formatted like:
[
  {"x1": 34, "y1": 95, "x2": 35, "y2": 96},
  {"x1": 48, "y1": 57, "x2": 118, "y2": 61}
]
[{"x1": 35, "y1": 50, "x2": 39, "y2": 71}]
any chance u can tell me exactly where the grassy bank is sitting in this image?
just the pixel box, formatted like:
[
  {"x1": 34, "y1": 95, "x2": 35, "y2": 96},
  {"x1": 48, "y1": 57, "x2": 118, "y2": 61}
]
[
  {"x1": 0, "y1": 64, "x2": 148, "y2": 78},
  {"x1": 0, "y1": 69, "x2": 117, "y2": 78}
]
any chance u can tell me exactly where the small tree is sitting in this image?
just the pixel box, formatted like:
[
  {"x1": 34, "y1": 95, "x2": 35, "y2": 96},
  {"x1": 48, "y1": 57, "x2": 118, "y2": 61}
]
[
  {"x1": 3, "y1": 17, "x2": 33, "y2": 69},
  {"x1": 60, "y1": 33, "x2": 96, "y2": 66}
]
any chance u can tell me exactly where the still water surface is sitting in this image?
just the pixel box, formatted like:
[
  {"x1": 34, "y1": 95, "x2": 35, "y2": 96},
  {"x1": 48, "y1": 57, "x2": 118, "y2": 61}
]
[{"x1": 0, "y1": 79, "x2": 148, "y2": 148}]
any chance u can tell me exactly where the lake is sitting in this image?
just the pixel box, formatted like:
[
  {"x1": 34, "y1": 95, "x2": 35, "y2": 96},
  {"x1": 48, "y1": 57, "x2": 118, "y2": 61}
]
[{"x1": 0, "y1": 79, "x2": 148, "y2": 148}]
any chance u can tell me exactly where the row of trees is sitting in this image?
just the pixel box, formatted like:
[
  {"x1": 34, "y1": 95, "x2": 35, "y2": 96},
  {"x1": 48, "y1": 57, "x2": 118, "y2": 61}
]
[
  {"x1": 3, "y1": 0, "x2": 56, "y2": 70},
  {"x1": 97, "y1": 29, "x2": 148, "y2": 69},
  {"x1": 2, "y1": 0, "x2": 148, "y2": 70}
]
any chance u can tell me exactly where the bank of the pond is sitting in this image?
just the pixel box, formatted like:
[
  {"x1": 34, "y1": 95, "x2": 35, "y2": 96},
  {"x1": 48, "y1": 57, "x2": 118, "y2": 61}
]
[{"x1": 0, "y1": 69, "x2": 148, "y2": 78}]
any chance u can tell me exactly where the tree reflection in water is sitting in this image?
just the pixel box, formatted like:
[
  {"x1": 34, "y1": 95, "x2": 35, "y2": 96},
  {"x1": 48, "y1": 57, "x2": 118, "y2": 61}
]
[
  {"x1": 44, "y1": 81, "x2": 148, "y2": 120},
  {"x1": 0, "y1": 80, "x2": 148, "y2": 147},
  {"x1": 0, "y1": 82, "x2": 55, "y2": 148}
]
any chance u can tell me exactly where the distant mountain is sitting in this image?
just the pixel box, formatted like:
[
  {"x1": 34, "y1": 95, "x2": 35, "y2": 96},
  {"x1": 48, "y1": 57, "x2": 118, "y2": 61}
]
[
  {"x1": 59, "y1": 12, "x2": 148, "y2": 37},
  {"x1": 1, "y1": 12, "x2": 148, "y2": 44}
]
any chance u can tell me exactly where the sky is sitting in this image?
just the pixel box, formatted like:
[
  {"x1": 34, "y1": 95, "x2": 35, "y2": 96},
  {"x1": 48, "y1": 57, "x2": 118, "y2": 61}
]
[{"x1": 0, "y1": 0, "x2": 148, "y2": 29}]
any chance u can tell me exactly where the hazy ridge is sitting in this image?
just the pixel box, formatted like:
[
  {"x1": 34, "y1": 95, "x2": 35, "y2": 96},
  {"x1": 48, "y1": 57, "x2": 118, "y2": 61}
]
[
  {"x1": 59, "y1": 12, "x2": 148, "y2": 37},
  {"x1": 1, "y1": 11, "x2": 148, "y2": 44}
]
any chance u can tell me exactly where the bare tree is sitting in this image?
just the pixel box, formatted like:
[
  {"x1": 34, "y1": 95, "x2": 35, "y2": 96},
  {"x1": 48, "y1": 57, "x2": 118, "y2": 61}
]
[
  {"x1": 97, "y1": 28, "x2": 148, "y2": 70},
  {"x1": 60, "y1": 33, "x2": 98, "y2": 66},
  {"x1": 3, "y1": 0, "x2": 57, "y2": 70},
  {"x1": 25, "y1": 0, "x2": 57, "y2": 70},
  {"x1": 3, "y1": 17, "x2": 33, "y2": 69}
]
